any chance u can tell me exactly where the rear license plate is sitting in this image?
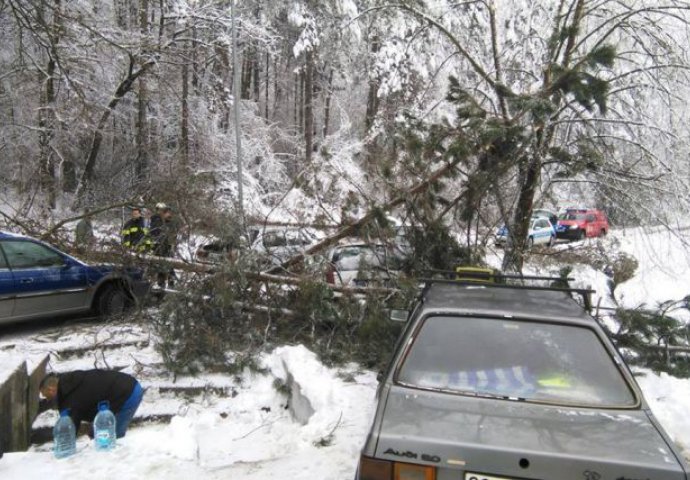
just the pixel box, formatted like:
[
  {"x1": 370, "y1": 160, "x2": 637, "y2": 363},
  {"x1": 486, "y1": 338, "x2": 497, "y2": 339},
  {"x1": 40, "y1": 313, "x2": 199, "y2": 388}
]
[{"x1": 465, "y1": 474, "x2": 515, "y2": 480}]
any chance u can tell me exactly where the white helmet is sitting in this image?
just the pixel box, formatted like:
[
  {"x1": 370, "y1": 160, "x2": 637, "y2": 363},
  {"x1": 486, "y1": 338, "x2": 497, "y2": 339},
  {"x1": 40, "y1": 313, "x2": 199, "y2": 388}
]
[{"x1": 155, "y1": 202, "x2": 167, "y2": 210}]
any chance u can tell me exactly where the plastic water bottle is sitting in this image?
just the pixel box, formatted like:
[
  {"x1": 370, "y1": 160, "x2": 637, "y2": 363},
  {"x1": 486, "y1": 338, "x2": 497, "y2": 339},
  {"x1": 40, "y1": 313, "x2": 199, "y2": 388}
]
[
  {"x1": 53, "y1": 409, "x2": 76, "y2": 459},
  {"x1": 93, "y1": 401, "x2": 117, "y2": 450}
]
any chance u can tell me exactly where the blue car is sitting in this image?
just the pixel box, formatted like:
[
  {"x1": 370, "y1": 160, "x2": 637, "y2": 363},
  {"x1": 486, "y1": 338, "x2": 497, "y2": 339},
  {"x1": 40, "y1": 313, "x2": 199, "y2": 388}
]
[{"x1": 0, "y1": 231, "x2": 149, "y2": 325}]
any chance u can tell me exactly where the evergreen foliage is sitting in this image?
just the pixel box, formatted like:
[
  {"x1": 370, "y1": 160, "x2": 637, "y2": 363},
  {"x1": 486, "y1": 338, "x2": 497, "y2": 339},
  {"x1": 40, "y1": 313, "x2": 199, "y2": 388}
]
[
  {"x1": 609, "y1": 301, "x2": 690, "y2": 378},
  {"x1": 151, "y1": 259, "x2": 418, "y2": 376}
]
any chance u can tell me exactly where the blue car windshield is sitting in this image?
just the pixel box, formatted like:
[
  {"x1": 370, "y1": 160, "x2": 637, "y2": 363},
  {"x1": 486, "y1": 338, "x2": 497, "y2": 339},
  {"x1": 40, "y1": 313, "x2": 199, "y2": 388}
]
[{"x1": 397, "y1": 316, "x2": 637, "y2": 408}]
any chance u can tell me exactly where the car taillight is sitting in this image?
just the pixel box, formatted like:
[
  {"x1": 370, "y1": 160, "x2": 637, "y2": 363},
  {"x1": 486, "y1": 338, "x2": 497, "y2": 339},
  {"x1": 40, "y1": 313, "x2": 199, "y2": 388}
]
[
  {"x1": 326, "y1": 265, "x2": 335, "y2": 284},
  {"x1": 358, "y1": 456, "x2": 436, "y2": 480},
  {"x1": 394, "y1": 462, "x2": 436, "y2": 480},
  {"x1": 359, "y1": 455, "x2": 392, "y2": 480}
]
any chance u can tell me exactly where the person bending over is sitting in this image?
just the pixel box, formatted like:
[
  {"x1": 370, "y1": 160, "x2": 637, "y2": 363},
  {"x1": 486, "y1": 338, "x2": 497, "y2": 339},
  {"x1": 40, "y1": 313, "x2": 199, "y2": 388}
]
[{"x1": 39, "y1": 369, "x2": 144, "y2": 438}]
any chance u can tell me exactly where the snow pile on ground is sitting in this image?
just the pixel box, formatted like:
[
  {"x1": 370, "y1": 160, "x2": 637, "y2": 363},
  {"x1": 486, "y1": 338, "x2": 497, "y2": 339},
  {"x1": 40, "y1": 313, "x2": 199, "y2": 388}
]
[
  {"x1": 0, "y1": 345, "x2": 377, "y2": 480},
  {"x1": 614, "y1": 227, "x2": 690, "y2": 311}
]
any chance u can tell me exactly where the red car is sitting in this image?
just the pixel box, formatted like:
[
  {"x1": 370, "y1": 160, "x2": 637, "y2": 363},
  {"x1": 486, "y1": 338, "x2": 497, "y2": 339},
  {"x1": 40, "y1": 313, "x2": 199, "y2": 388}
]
[{"x1": 556, "y1": 208, "x2": 609, "y2": 240}]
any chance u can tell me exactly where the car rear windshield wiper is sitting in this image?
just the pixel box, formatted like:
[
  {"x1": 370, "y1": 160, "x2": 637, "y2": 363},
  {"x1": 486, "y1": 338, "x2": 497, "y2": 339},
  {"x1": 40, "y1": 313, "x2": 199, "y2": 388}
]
[{"x1": 405, "y1": 383, "x2": 527, "y2": 402}]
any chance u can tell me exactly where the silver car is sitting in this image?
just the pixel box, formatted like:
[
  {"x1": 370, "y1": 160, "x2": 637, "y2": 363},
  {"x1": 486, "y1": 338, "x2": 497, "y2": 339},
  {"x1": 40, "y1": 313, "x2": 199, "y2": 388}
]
[
  {"x1": 325, "y1": 241, "x2": 401, "y2": 288},
  {"x1": 356, "y1": 282, "x2": 689, "y2": 480},
  {"x1": 250, "y1": 227, "x2": 316, "y2": 265}
]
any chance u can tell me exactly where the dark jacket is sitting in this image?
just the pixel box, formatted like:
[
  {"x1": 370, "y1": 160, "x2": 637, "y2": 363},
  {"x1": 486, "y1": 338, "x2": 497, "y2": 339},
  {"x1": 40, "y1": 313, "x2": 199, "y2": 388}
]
[
  {"x1": 75, "y1": 218, "x2": 94, "y2": 246},
  {"x1": 57, "y1": 370, "x2": 137, "y2": 431},
  {"x1": 151, "y1": 216, "x2": 175, "y2": 257},
  {"x1": 122, "y1": 217, "x2": 149, "y2": 250},
  {"x1": 149, "y1": 214, "x2": 163, "y2": 239}
]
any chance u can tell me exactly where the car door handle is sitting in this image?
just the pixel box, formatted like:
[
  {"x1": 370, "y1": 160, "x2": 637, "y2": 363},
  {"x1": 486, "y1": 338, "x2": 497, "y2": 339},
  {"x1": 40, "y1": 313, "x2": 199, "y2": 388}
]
[{"x1": 20, "y1": 278, "x2": 34, "y2": 284}]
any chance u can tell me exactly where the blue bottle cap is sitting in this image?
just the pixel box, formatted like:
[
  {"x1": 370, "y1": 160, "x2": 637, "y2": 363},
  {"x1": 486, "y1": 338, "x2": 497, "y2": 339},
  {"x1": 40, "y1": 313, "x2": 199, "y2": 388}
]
[
  {"x1": 59, "y1": 409, "x2": 71, "y2": 417},
  {"x1": 98, "y1": 400, "x2": 110, "y2": 411}
]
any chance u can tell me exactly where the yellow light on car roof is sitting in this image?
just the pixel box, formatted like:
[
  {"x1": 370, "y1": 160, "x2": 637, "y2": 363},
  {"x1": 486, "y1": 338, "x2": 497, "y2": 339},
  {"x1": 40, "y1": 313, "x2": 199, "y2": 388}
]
[{"x1": 394, "y1": 462, "x2": 436, "y2": 480}]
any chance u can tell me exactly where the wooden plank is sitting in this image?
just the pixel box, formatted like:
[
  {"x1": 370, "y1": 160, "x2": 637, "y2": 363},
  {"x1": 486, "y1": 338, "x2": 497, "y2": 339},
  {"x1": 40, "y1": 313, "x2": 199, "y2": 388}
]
[{"x1": 0, "y1": 361, "x2": 29, "y2": 452}]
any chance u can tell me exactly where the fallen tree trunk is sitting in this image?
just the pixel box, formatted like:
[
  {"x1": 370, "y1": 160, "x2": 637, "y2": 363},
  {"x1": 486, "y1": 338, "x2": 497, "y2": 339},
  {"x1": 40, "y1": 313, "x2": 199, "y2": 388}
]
[{"x1": 84, "y1": 249, "x2": 399, "y2": 296}]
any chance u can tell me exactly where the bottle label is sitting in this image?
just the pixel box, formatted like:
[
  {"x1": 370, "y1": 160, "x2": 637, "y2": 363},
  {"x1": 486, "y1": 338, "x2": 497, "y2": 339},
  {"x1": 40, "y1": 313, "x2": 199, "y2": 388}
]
[{"x1": 96, "y1": 430, "x2": 113, "y2": 447}]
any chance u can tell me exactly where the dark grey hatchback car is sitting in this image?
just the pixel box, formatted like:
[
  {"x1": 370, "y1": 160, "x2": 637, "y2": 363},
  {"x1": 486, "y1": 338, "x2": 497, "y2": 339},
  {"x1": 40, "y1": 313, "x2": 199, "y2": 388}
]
[{"x1": 357, "y1": 282, "x2": 689, "y2": 480}]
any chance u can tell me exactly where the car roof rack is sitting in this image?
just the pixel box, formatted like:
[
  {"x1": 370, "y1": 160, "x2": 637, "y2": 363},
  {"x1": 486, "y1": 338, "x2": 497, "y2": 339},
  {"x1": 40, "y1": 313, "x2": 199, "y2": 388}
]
[
  {"x1": 422, "y1": 268, "x2": 574, "y2": 283},
  {"x1": 417, "y1": 275, "x2": 594, "y2": 311}
]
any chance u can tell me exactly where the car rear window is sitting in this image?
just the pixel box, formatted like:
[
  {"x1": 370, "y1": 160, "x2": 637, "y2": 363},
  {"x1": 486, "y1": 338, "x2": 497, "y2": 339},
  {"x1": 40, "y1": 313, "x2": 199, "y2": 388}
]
[
  {"x1": 262, "y1": 232, "x2": 288, "y2": 247},
  {"x1": 262, "y1": 230, "x2": 312, "y2": 248},
  {"x1": 332, "y1": 246, "x2": 399, "y2": 271},
  {"x1": 396, "y1": 316, "x2": 637, "y2": 408}
]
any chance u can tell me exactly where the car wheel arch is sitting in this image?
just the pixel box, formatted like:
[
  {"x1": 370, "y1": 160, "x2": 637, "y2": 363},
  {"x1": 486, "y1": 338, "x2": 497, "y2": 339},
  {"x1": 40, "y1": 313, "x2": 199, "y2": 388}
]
[{"x1": 92, "y1": 278, "x2": 134, "y2": 314}]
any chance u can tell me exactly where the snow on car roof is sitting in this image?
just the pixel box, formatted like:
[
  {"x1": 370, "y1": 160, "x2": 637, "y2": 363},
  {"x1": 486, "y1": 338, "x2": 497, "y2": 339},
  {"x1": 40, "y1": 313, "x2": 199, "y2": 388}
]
[
  {"x1": 334, "y1": 238, "x2": 385, "y2": 247},
  {"x1": 422, "y1": 283, "x2": 591, "y2": 324}
]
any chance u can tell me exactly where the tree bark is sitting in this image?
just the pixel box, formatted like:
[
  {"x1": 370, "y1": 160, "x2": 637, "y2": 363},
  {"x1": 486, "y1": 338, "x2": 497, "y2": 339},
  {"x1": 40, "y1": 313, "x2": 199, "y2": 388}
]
[
  {"x1": 214, "y1": 41, "x2": 230, "y2": 132},
  {"x1": 252, "y1": 44, "x2": 260, "y2": 102},
  {"x1": 191, "y1": 25, "x2": 199, "y2": 92},
  {"x1": 38, "y1": 59, "x2": 57, "y2": 209},
  {"x1": 365, "y1": 35, "x2": 380, "y2": 132},
  {"x1": 181, "y1": 40, "x2": 190, "y2": 167},
  {"x1": 74, "y1": 57, "x2": 155, "y2": 206},
  {"x1": 293, "y1": 70, "x2": 298, "y2": 128},
  {"x1": 37, "y1": 0, "x2": 62, "y2": 209},
  {"x1": 322, "y1": 68, "x2": 334, "y2": 138},
  {"x1": 272, "y1": 55, "x2": 280, "y2": 121},
  {"x1": 299, "y1": 68, "x2": 305, "y2": 134},
  {"x1": 502, "y1": 156, "x2": 541, "y2": 272},
  {"x1": 265, "y1": 52, "x2": 269, "y2": 119},
  {"x1": 304, "y1": 49, "x2": 314, "y2": 163},
  {"x1": 241, "y1": 54, "x2": 251, "y2": 99},
  {"x1": 135, "y1": 0, "x2": 149, "y2": 184}
]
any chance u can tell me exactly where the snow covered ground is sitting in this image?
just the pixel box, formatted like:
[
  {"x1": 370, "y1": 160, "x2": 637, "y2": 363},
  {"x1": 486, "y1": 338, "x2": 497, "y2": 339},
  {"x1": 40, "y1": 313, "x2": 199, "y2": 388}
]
[
  {"x1": 614, "y1": 226, "x2": 690, "y2": 311},
  {"x1": 1, "y1": 224, "x2": 689, "y2": 477},
  {"x1": 0, "y1": 341, "x2": 378, "y2": 480}
]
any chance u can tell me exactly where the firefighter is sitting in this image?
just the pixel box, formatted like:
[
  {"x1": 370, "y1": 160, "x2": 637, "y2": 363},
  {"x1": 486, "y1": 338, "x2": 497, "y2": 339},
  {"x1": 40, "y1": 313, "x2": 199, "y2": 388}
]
[{"x1": 121, "y1": 206, "x2": 152, "y2": 252}]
